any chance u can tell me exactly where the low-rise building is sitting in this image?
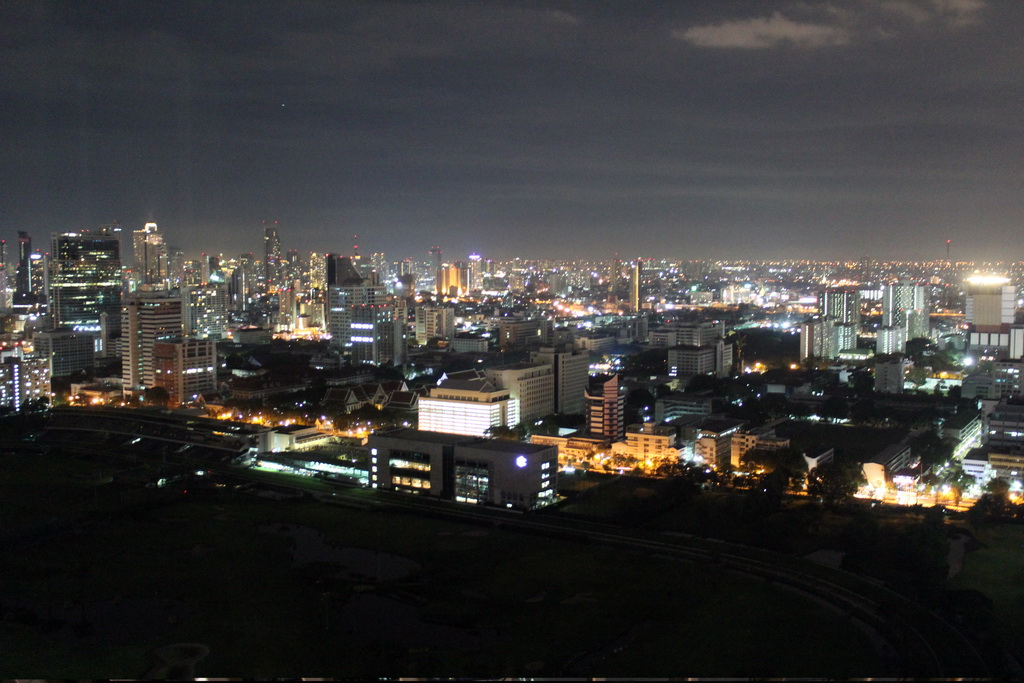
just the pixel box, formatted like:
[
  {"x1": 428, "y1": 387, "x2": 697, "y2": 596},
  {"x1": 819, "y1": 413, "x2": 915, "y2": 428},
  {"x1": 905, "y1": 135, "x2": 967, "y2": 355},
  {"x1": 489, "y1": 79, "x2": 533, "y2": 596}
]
[
  {"x1": 450, "y1": 334, "x2": 489, "y2": 353},
  {"x1": 730, "y1": 423, "x2": 790, "y2": 469},
  {"x1": 655, "y1": 391, "x2": 714, "y2": 422},
  {"x1": 693, "y1": 417, "x2": 746, "y2": 470},
  {"x1": 266, "y1": 424, "x2": 335, "y2": 452},
  {"x1": 529, "y1": 433, "x2": 605, "y2": 467},
  {"x1": 418, "y1": 377, "x2": 516, "y2": 437},
  {"x1": 962, "y1": 447, "x2": 993, "y2": 486},
  {"x1": 611, "y1": 422, "x2": 679, "y2": 466},
  {"x1": 943, "y1": 411, "x2": 982, "y2": 464},
  {"x1": 368, "y1": 428, "x2": 558, "y2": 510}
]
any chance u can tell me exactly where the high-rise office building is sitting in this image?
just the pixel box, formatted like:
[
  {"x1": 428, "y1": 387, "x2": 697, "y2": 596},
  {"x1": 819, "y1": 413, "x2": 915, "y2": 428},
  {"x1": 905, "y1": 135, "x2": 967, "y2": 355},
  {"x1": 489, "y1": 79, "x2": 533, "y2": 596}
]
[
  {"x1": 32, "y1": 328, "x2": 96, "y2": 377},
  {"x1": 13, "y1": 231, "x2": 43, "y2": 307},
  {"x1": 486, "y1": 363, "x2": 555, "y2": 424},
  {"x1": 49, "y1": 226, "x2": 122, "y2": 338},
  {"x1": 122, "y1": 291, "x2": 184, "y2": 395},
  {"x1": 823, "y1": 287, "x2": 860, "y2": 327},
  {"x1": 881, "y1": 280, "x2": 929, "y2": 345},
  {"x1": 263, "y1": 221, "x2": 283, "y2": 292},
  {"x1": 184, "y1": 283, "x2": 229, "y2": 339},
  {"x1": 531, "y1": 343, "x2": 589, "y2": 414},
  {"x1": 309, "y1": 252, "x2": 327, "y2": 291},
  {"x1": 965, "y1": 275, "x2": 1018, "y2": 357},
  {"x1": 586, "y1": 374, "x2": 626, "y2": 442},
  {"x1": 327, "y1": 256, "x2": 398, "y2": 365},
  {"x1": 132, "y1": 223, "x2": 169, "y2": 289},
  {"x1": 630, "y1": 260, "x2": 641, "y2": 311}
]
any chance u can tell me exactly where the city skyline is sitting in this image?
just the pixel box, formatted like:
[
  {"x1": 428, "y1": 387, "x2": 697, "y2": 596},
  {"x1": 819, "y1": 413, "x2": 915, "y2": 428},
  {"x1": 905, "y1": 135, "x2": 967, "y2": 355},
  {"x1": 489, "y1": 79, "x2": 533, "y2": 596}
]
[{"x1": 3, "y1": 1, "x2": 1022, "y2": 260}]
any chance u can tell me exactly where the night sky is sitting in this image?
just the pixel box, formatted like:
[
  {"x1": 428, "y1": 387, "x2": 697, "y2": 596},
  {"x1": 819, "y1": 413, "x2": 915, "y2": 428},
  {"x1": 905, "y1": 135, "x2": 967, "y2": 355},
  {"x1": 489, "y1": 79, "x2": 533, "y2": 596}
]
[{"x1": 3, "y1": 0, "x2": 1021, "y2": 261}]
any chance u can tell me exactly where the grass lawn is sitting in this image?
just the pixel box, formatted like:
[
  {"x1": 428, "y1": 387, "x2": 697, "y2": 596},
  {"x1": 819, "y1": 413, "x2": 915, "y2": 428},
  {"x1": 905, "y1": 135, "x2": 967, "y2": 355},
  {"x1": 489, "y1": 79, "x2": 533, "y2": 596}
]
[
  {"x1": 0, "y1": 482, "x2": 885, "y2": 678},
  {"x1": 0, "y1": 450, "x2": 120, "y2": 527},
  {"x1": 948, "y1": 523, "x2": 1024, "y2": 662}
]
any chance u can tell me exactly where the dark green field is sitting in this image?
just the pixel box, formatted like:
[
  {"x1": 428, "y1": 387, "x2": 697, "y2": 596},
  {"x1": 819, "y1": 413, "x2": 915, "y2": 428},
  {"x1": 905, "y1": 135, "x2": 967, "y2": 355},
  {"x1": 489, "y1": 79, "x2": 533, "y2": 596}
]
[
  {"x1": 0, "y1": 452, "x2": 884, "y2": 678},
  {"x1": 948, "y1": 523, "x2": 1024, "y2": 665}
]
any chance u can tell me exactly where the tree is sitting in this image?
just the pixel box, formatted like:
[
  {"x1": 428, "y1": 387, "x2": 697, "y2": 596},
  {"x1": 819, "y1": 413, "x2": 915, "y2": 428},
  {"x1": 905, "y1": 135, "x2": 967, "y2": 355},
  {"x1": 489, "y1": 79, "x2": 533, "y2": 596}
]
[
  {"x1": 910, "y1": 430, "x2": 953, "y2": 469},
  {"x1": 943, "y1": 467, "x2": 975, "y2": 506},
  {"x1": 143, "y1": 386, "x2": 171, "y2": 407},
  {"x1": 486, "y1": 424, "x2": 527, "y2": 441},
  {"x1": 741, "y1": 446, "x2": 804, "y2": 477},
  {"x1": 819, "y1": 395, "x2": 849, "y2": 422},
  {"x1": 807, "y1": 460, "x2": 864, "y2": 506},
  {"x1": 985, "y1": 477, "x2": 1010, "y2": 506}
]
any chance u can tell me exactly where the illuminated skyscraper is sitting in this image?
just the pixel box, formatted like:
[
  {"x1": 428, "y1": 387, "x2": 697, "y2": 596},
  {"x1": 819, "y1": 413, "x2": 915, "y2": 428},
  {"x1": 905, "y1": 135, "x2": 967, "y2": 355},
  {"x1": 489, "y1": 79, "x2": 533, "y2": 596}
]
[
  {"x1": 132, "y1": 223, "x2": 169, "y2": 288},
  {"x1": 881, "y1": 280, "x2": 929, "y2": 345},
  {"x1": 823, "y1": 287, "x2": 860, "y2": 328},
  {"x1": 630, "y1": 260, "x2": 641, "y2": 311},
  {"x1": 49, "y1": 226, "x2": 122, "y2": 336},
  {"x1": 327, "y1": 256, "x2": 399, "y2": 365},
  {"x1": 13, "y1": 231, "x2": 39, "y2": 306},
  {"x1": 263, "y1": 221, "x2": 283, "y2": 291},
  {"x1": 184, "y1": 283, "x2": 229, "y2": 339}
]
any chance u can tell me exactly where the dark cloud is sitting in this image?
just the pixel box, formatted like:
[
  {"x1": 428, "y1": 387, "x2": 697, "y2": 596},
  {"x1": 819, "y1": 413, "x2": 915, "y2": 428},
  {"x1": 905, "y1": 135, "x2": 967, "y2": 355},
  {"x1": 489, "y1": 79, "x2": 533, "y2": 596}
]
[{"x1": 0, "y1": 0, "x2": 1021, "y2": 261}]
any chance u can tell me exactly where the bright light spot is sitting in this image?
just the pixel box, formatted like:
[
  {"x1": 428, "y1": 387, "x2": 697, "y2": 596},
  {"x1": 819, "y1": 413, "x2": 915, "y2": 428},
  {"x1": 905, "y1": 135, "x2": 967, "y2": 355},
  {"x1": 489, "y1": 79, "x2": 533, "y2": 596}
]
[{"x1": 966, "y1": 274, "x2": 1010, "y2": 286}]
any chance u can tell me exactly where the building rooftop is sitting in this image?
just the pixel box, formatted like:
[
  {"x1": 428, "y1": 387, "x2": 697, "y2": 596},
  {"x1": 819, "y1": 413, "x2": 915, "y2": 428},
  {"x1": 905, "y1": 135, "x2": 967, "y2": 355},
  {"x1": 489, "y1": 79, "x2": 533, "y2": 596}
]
[
  {"x1": 433, "y1": 378, "x2": 501, "y2": 393},
  {"x1": 943, "y1": 410, "x2": 982, "y2": 430},
  {"x1": 370, "y1": 428, "x2": 553, "y2": 453},
  {"x1": 489, "y1": 362, "x2": 546, "y2": 371},
  {"x1": 696, "y1": 417, "x2": 747, "y2": 434}
]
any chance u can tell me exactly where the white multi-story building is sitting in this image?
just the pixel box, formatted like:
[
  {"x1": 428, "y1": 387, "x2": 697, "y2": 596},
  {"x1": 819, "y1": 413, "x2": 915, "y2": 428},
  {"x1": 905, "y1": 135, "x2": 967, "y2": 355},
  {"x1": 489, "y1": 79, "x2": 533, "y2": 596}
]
[
  {"x1": 668, "y1": 339, "x2": 732, "y2": 378},
  {"x1": 486, "y1": 363, "x2": 554, "y2": 425},
  {"x1": 611, "y1": 422, "x2": 679, "y2": 465},
  {"x1": 418, "y1": 378, "x2": 517, "y2": 437},
  {"x1": 185, "y1": 283, "x2": 229, "y2": 339},
  {"x1": 122, "y1": 291, "x2": 183, "y2": 395},
  {"x1": 876, "y1": 325, "x2": 908, "y2": 355},
  {"x1": 415, "y1": 306, "x2": 455, "y2": 343},
  {"x1": 800, "y1": 316, "x2": 834, "y2": 361},
  {"x1": 650, "y1": 321, "x2": 725, "y2": 348}
]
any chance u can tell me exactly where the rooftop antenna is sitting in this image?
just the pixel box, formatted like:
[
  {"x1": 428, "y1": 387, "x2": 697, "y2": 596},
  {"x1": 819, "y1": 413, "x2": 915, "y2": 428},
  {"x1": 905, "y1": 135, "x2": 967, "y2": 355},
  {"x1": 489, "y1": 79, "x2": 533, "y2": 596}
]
[{"x1": 946, "y1": 239, "x2": 951, "y2": 262}]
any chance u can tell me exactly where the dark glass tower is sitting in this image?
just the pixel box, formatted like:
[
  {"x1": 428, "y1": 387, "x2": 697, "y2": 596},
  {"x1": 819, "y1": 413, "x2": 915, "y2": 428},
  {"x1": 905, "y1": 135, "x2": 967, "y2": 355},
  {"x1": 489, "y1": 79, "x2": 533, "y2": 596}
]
[{"x1": 49, "y1": 227, "x2": 122, "y2": 331}]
